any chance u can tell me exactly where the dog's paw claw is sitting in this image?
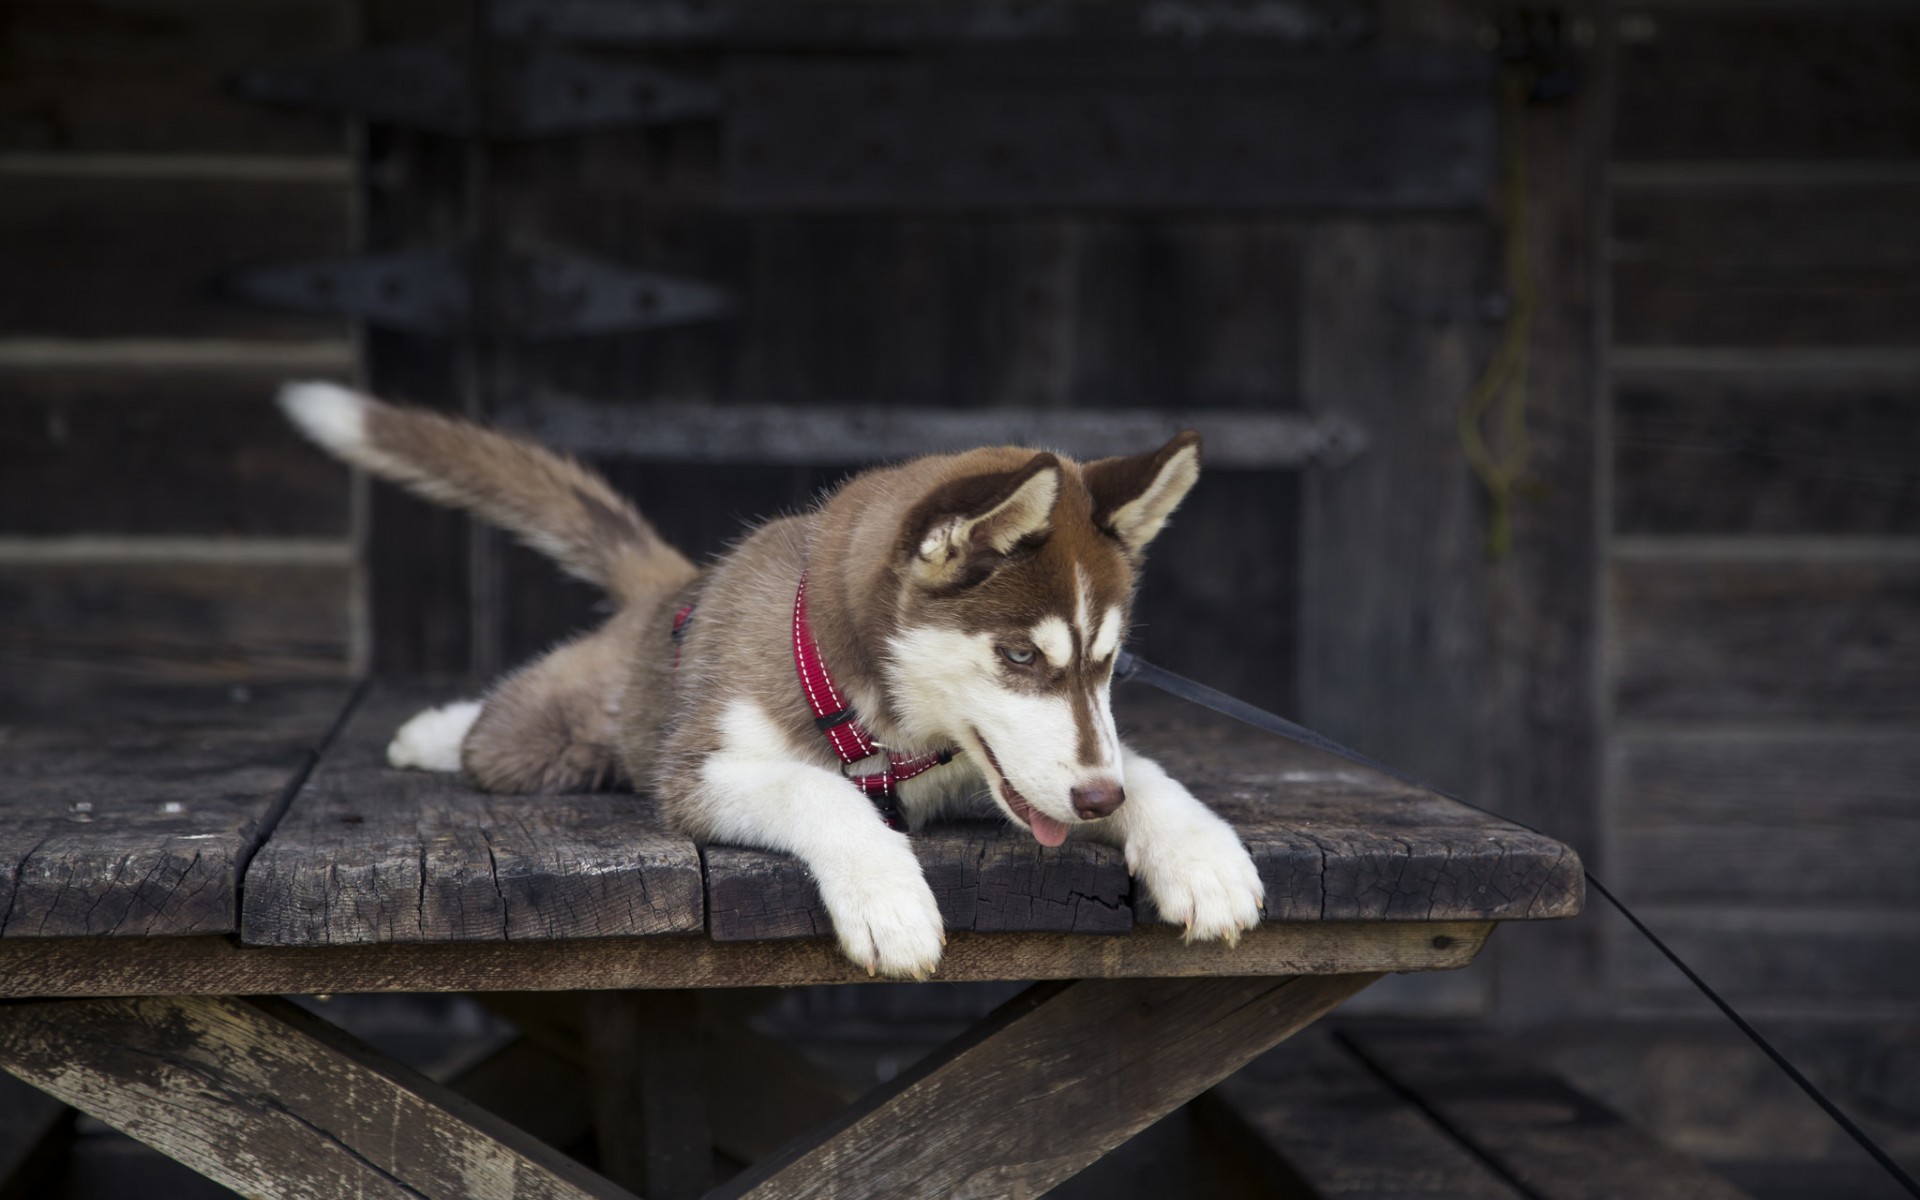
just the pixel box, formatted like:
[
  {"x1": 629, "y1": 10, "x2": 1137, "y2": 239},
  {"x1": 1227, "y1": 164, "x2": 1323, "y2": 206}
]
[
  {"x1": 820, "y1": 855, "x2": 947, "y2": 981},
  {"x1": 1137, "y1": 821, "x2": 1265, "y2": 945}
]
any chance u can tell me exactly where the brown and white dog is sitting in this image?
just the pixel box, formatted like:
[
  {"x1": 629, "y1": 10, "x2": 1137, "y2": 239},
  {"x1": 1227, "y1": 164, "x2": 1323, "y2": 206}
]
[{"x1": 280, "y1": 382, "x2": 1264, "y2": 978}]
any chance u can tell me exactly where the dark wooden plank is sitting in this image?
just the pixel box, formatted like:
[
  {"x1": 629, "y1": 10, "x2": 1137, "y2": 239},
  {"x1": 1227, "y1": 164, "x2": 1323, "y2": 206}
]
[
  {"x1": 0, "y1": 368, "x2": 349, "y2": 536},
  {"x1": 490, "y1": 0, "x2": 1373, "y2": 47},
  {"x1": 0, "y1": 560, "x2": 352, "y2": 701},
  {"x1": 1613, "y1": 184, "x2": 1920, "y2": 348},
  {"x1": 703, "y1": 824, "x2": 1132, "y2": 944},
  {"x1": 1342, "y1": 1028, "x2": 1753, "y2": 1200},
  {"x1": 705, "y1": 692, "x2": 1578, "y2": 942},
  {"x1": 580, "y1": 990, "x2": 709, "y2": 1200},
  {"x1": 0, "y1": 994, "x2": 635, "y2": 1200},
  {"x1": 445, "y1": 1036, "x2": 595, "y2": 1156},
  {"x1": 0, "y1": 921, "x2": 1494, "y2": 998},
  {"x1": 0, "y1": 1072, "x2": 71, "y2": 1199},
  {"x1": 0, "y1": 0, "x2": 351, "y2": 154},
  {"x1": 710, "y1": 972, "x2": 1379, "y2": 1199},
  {"x1": 724, "y1": 49, "x2": 1492, "y2": 210},
  {"x1": 1298, "y1": 218, "x2": 1495, "y2": 811},
  {"x1": 0, "y1": 682, "x2": 349, "y2": 938},
  {"x1": 1614, "y1": 730, "x2": 1920, "y2": 907},
  {"x1": 1118, "y1": 693, "x2": 1585, "y2": 924},
  {"x1": 240, "y1": 684, "x2": 707, "y2": 945},
  {"x1": 1614, "y1": 10, "x2": 1920, "y2": 162},
  {"x1": 1614, "y1": 373, "x2": 1920, "y2": 536},
  {"x1": 0, "y1": 175, "x2": 349, "y2": 338},
  {"x1": 1611, "y1": 550, "x2": 1920, "y2": 722},
  {"x1": 1614, "y1": 910, "x2": 1920, "y2": 1015},
  {"x1": 1203, "y1": 1028, "x2": 1523, "y2": 1199}
]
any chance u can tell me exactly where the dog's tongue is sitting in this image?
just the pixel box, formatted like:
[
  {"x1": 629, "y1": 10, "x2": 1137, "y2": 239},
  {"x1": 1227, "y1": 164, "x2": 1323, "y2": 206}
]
[{"x1": 1026, "y1": 808, "x2": 1071, "y2": 847}]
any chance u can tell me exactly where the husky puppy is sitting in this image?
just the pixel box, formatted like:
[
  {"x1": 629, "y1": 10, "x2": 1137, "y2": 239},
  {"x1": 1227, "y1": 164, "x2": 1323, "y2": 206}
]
[{"x1": 281, "y1": 383, "x2": 1264, "y2": 978}]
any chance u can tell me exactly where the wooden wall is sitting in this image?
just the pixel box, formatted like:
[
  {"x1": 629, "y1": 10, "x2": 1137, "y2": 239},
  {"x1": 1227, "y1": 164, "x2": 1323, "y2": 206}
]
[
  {"x1": 0, "y1": 0, "x2": 360, "y2": 704},
  {"x1": 1604, "y1": 4, "x2": 1920, "y2": 1022}
]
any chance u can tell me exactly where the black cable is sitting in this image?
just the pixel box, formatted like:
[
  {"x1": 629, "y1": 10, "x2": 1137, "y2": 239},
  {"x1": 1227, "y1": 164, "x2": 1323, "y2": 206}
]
[{"x1": 1114, "y1": 649, "x2": 1920, "y2": 1199}]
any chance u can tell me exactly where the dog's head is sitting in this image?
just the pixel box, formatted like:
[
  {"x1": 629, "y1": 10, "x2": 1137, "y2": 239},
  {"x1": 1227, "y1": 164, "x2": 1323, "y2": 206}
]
[{"x1": 883, "y1": 432, "x2": 1200, "y2": 844}]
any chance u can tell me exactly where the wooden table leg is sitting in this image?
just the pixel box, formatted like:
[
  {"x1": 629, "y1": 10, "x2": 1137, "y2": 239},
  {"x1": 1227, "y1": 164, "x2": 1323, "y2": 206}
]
[
  {"x1": 582, "y1": 989, "x2": 711, "y2": 1199},
  {"x1": 709, "y1": 971, "x2": 1382, "y2": 1199},
  {"x1": 0, "y1": 994, "x2": 636, "y2": 1200}
]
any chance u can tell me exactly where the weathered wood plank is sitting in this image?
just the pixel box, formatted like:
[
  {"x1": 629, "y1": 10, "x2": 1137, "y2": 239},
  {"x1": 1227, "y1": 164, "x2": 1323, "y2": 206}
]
[
  {"x1": 711, "y1": 972, "x2": 1379, "y2": 1199},
  {"x1": 1119, "y1": 693, "x2": 1585, "y2": 924},
  {"x1": 1614, "y1": 730, "x2": 1920, "y2": 906},
  {"x1": 1614, "y1": 373, "x2": 1920, "y2": 535},
  {"x1": 703, "y1": 823, "x2": 1132, "y2": 943},
  {"x1": 0, "y1": 368, "x2": 349, "y2": 536},
  {"x1": 704, "y1": 692, "x2": 1579, "y2": 941},
  {"x1": 0, "y1": 994, "x2": 635, "y2": 1200},
  {"x1": 580, "y1": 990, "x2": 709, "y2": 1199},
  {"x1": 0, "y1": 175, "x2": 349, "y2": 338},
  {"x1": 1613, "y1": 909, "x2": 1920, "y2": 1015},
  {"x1": 1611, "y1": 551, "x2": 1920, "y2": 722},
  {"x1": 0, "y1": 0, "x2": 351, "y2": 154},
  {"x1": 0, "y1": 921, "x2": 1492, "y2": 998},
  {"x1": 1613, "y1": 184, "x2": 1920, "y2": 348},
  {"x1": 724, "y1": 50, "x2": 1492, "y2": 210},
  {"x1": 1340, "y1": 1029, "x2": 1753, "y2": 1200},
  {"x1": 240, "y1": 685, "x2": 707, "y2": 945},
  {"x1": 0, "y1": 561, "x2": 352, "y2": 701},
  {"x1": 0, "y1": 683, "x2": 350, "y2": 938},
  {"x1": 1203, "y1": 1028, "x2": 1523, "y2": 1199},
  {"x1": 1614, "y1": 10, "x2": 1920, "y2": 162}
]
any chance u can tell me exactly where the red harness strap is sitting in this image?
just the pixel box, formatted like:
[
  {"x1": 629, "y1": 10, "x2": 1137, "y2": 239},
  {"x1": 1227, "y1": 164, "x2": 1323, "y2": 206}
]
[{"x1": 792, "y1": 573, "x2": 955, "y2": 831}]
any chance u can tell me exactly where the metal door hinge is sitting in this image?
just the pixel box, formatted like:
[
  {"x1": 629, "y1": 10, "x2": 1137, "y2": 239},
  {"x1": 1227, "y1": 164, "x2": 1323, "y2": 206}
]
[
  {"x1": 225, "y1": 243, "x2": 733, "y2": 338},
  {"x1": 232, "y1": 40, "x2": 719, "y2": 137}
]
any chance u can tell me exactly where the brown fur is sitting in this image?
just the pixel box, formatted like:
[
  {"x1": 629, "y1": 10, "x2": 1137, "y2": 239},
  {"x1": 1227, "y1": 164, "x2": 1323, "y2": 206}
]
[{"x1": 319, "y1": 391, "x2": 1191, "y2": 824}]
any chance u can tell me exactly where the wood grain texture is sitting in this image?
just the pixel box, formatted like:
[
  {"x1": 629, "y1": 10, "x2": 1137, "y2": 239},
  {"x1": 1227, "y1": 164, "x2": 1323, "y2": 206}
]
[
  {"x1": 1613, "y1": 184, "x2": 1920, "y2": 348},
  {"x1": 1119, "y1": 694, "x2": 1584, "y2": 923},
  {"x1": 1613, "y1": 730, "x2": 1920, "y2": 906},
  {"x1": 241, "y1": 685, "x2": 706, "y2": 945},
  {"x1": 0, "y1": 0, "x2": 351, "y2": 154},
  {"x1": 1614, "y1": 373, "x2": 1920, "y2": 536},
  {"x1": 724, "y1": 50, "x2": 1492, "y2": 210},
  {"x1": 1613, "y1": 10, "x2": 1920, "y2": 162},
  {"x1": 703, "y1": 693, "x2": 1579, "y2": 941},
  {"x1": 711, "y1": 972, "x2": 1380, "y2": 1199},
  {"x1": 0, "y1": 994, "x2": 634, "y2": 1200},
  {"x1": 1203, "y1": 1029, "x2": 1523, "y2": 1199},
  {"x1": 704, "y1": 823, "x2": 1131, "y2": 943},
  {"x1": 1341, "y1": 1029, "x2": 1753, "y2": 1200},
  {"x1": 0, "y1": 683, "x2": 348, "y2": 939},
  {"x1": 0, "y1": 368, "x2": 349, "y2": 536},
  {"x1": 0, "y1": 175, "x2": 348, "y2": 338},
  {"x1": 1610, "y1": 552, "x2": 1920, "y2": 722},
  {"x1": 1613, "y1": 909, "x2": 1920, "y2": 1015},
  {"x1": 0, "y1": 921, "x2": 1492, "y2": 999},
  {"x1": 0, "y1": 561, "x2": 352, "y2": 700}
]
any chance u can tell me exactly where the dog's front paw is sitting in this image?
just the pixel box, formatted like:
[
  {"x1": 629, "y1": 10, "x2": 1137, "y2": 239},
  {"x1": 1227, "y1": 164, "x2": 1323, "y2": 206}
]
[
  {"x1": 1131, "y1": 818, "x2": 1265, "y2": 945},
  {"x1": 815, "y1": 850, "x2": 947, "y2": 980}
]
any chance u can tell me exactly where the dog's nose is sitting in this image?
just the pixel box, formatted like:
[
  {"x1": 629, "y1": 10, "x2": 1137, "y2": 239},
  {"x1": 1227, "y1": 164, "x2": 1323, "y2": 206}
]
[{"x1": 1070, "y1": 781, "x2": 1126, "y2": 820}]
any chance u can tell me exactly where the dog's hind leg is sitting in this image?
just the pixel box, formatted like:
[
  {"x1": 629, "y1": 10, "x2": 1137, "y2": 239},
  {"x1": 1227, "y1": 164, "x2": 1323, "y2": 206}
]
[{"x1": 456, "y1": 619, "x2": 638, "y2": 794}]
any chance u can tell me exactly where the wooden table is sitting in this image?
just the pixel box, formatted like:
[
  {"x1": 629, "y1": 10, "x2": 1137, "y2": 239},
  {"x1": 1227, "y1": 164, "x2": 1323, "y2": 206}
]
[{"x1": 0, "y1": 681, "x2": 1582, "y2": 1199}]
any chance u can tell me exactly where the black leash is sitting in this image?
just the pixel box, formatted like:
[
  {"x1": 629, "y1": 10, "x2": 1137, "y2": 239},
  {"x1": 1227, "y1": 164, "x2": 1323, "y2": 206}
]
[{"x1": 1114, "y1": 649, "x2": 1920, "y2": 1199}]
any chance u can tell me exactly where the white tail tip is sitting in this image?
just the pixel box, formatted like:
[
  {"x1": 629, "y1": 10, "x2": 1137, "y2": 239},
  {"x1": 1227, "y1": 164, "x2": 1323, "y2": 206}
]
[{"x1": 278, "y1": 380, "x2": 368, "y2": 456}]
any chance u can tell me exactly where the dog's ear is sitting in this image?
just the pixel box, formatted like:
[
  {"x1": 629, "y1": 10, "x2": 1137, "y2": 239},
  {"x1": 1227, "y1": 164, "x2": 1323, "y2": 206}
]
[
  {"x1": 1083, "y1": 430, "x2": 1202, "y2": 557},
  {"x1": 902, "y1": 453, "x2": 1061, "y2": 587}
]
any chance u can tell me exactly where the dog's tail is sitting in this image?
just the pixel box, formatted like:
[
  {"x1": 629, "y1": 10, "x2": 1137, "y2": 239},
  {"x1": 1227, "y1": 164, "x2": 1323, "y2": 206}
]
[{"x1": 278, "y1": 381, "x2": 691, "y2": 604}]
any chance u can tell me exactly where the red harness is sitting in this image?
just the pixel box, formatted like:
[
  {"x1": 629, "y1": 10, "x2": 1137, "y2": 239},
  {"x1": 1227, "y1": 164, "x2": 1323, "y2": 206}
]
[{"x1": 791, "y1": 573, "x2": 955, "y2": 831}]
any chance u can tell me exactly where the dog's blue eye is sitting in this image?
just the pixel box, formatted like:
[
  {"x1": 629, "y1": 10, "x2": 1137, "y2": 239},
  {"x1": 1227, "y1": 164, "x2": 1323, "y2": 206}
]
[{"x1": 1001, "y1": 646, "x2": 1036, "y2": 666}]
